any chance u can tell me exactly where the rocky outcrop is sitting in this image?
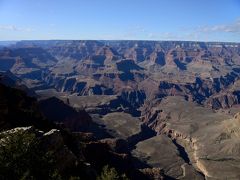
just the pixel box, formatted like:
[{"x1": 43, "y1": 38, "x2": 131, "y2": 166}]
[
  {"x1": 116, "y1": 59, "x2": 144, "y2": 72},
  {"x1": 150, "y1": 51, "x2": 166, "y2": 66},
  {"x1": 140, "y1": 168, "x2": 165, "y2": 180},
  {"x1": 206, "y1": 91, "x2": 240, "y2": 109}
]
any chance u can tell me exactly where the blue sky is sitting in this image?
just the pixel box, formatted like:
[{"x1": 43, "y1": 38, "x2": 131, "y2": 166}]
[{"x1": 0, "y1": 0, "x2": 240, "y2": 42}]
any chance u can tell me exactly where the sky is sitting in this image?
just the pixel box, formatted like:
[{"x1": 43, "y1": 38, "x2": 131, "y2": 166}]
[{"x1": 0, "y1": 0, "x2": 240, "y2": 42}]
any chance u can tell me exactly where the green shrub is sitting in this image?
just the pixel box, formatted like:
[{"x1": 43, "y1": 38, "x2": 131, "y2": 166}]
[
  {"x1": 0, "y1": 130, "x2": 60, "y2": 180},
  {"x1": 69, "y1": 176, "x2": 81, "y2": 180},
  {"x1": 97, "y1": 165, "x2": 129, "y2": 180}
]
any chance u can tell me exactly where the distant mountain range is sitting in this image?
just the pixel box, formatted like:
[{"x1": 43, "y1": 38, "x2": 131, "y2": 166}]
[{"x1": 1, "y1": 40, "x2": 240, "y2": 109}]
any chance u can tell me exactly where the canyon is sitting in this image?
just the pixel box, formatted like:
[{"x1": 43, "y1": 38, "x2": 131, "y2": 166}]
[{"x1": 1, "y1": 40, "x2": 240, "y2": 179}]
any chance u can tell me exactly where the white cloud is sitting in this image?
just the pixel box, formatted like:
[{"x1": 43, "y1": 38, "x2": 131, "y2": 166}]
[
  {"x1": 0, "y1": 25, "x2": 34, "y2": 32},
  {"x1": 197, "y1": 18, "x2": 240, "y2": 33},
  {"x1": 0, "y1": 25, "x2": 17, "y2": 31}
]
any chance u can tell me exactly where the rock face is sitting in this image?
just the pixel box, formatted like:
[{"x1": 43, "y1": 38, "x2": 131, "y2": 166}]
[
  {"x1": 132, "y1": 135, "x2": 204, "y2": 179},
  {"x1": 140, "y1": 96, "x2": 240, "y2": 179},
  {"x1": 39, "y1": 97, "x2": 92, "y2": 132}
]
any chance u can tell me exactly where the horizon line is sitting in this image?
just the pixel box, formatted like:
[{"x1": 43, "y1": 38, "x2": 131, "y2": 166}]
[{"x1": 0, "y1": 39, "x2": 240, "y2": 44}]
